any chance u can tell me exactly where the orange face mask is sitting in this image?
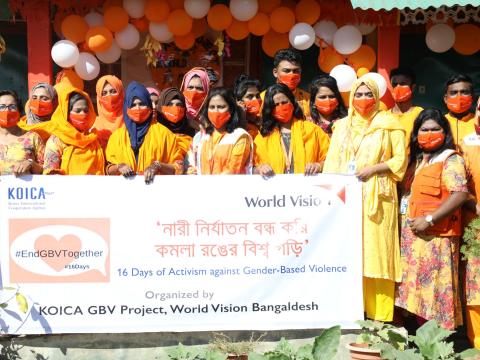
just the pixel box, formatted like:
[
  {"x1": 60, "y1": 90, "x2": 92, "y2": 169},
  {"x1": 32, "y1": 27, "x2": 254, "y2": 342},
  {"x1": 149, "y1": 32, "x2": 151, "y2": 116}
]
[
  {"x1": 162, "y1": 105, "x2": 185, "y2": 123},
  {"x1": 183, "y1": 90, "x2": 205, "y2": 109},
  {"x1": 0, "y1": 110, "x2": 20, "y2": 127},
  {"x1": 417, "y1": 132, "x2": 445, "y2": 151},
  {"x1": 69, "y1": 112, "x2": 91, "y2": 132},
  {"x1": 30, "y1": 99, "x2": 53, "y2": 117},
  {"x1": 392, "y1": 85, "x2": 412, "y2": 103},
  {"x1": 273, "y1": 103, "x2": 294, "y2": 123},
  {"x1": 208, "y1": 111, "x2": 231, "y2": 129},
  {"x1": 244, "y1": 99, "x2": 262, "y2": 116},
  {"x1": 315, "y1": 98, "x2": 338, "y2": 116},
  {"x1": 278, "y1": 73, "x2": 301, "y2": 91},
  {"x1": 353, "y1": 98, "x2": 376, "y2": 117},
  {"x1": 99, "y1": 94, "x2": 121, "y2": 112},
  {"x1": 446, "y1": 94, "x2": 473, "y2": 114},
  {"x1": 127, "y1": 108, "x2": 152, "y2": 123}
]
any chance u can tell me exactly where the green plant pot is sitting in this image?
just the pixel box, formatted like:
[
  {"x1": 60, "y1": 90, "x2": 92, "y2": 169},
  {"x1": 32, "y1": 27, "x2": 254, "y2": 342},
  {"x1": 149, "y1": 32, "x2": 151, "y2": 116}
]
[{"x1": 346, "y1": 343, "x2": 383, "y2": 360}]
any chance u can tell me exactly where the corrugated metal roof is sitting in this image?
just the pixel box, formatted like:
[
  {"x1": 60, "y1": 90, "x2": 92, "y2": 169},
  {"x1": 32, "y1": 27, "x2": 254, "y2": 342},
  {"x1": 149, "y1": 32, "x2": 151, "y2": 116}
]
[{"x1": 350, "y1": 0, "x2": 479, "y2": 10}]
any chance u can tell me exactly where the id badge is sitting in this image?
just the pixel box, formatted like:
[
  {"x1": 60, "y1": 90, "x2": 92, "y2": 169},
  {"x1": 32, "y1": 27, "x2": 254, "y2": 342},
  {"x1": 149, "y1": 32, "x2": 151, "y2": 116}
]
[
  {"x1": 400, "y1": 196, "x2": 409, "y2": 215},
  {"x1": 347, "y1": 160, "x2": 356, "y2": 175}
]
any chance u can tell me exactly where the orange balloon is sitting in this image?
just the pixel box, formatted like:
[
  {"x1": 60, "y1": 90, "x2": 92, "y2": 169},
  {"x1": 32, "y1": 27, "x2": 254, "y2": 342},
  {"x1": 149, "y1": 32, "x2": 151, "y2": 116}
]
[
  {"x1": 282, "y1": 0, "x2": 297, "y2": 10},
  {"x1": 54, "y1": 12, "x2": 67, "y2": 38},
  {"x1": 167, "y1": 9, "x2": 193, "y2": 36},
  {"x1": 174, "y1": 33, "x2": 195, "y2": 50},
  {"x1": 270, "y1": 7, "x2": 295, "y2": 34},
  {"x1": 226, "y1": 19, "x2": 250, "y2": 41},
  {"x1": 58, "y1": 69, "x2": 84, "y2": 90},
  {"x1": 347, "y1": 45, "x2": 376, "y2": 71},
  {"x1": 144, "y1": 0, "x2": 170, "y2": 23},
  {"x1": 168, "y1": 0, "x2": 184, "y2": 10},
  {"x1": 318, "y1": 46, "x2": 344, "y2": 73},
  {"x1": 85, "y1": 26, "x2": 113, "y2": 52},
  {"x1": 61, "y1": 15, "x2": 89, "y2": 44},
  {"x1": 104, "y1": 6, "x2": 129, "y2": 32},
  {"x1": 295, "y1": 0, "x2": 321, "y2": 25},
  {"x1": 356, "y1": 67, "x2": 369, "y2": 77},
  {"x1": 262, "y1": 30, "x2": 289, "y2": 57},
  {"x1": 103, "y1": 0, "x2": 122, "y2": 11},
  {"x1": 131, "y1": 17, "x2": 150, "y2": 33},
  {"x1": 453, "y1": 24, "x2": 480, "y2": 55},
  {"x1": 207, "y1": 4, "x2": 232, "y2": 31},
  {"x1": 340, "y1": 91, "x2": 350, "y2": 107},
  {"x1": 192, "y1": 18, "x2": 208, "y2": 39},
  {"x1": 248, "y1": 12, "x2": 270, "y2": 36},
  {"x1": 258, "y1": 0, "x2": 281, "y2": 14}
]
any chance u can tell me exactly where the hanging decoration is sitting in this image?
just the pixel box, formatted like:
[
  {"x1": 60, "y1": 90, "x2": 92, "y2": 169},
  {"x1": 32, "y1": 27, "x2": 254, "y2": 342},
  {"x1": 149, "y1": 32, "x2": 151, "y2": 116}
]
[{"x1": 0, "y1": 35, "x2": 6, "y2": 61}]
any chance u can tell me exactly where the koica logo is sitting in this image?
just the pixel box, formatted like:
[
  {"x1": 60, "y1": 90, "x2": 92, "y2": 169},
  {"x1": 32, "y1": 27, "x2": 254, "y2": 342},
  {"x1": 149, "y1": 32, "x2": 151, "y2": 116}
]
[
  {"x1": 9, "y1": 218, "x2": 110, "y2": 283},
  {"x1": 8, "y1": 186, "x2": 46, "y2": 200}
]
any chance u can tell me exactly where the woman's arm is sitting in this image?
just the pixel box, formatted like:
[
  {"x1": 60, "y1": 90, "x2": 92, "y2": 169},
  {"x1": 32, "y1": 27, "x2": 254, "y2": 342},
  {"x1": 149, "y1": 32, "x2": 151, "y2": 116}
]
[{"x1": 42, "y1": 135, "x2": 65, "y2": 175}]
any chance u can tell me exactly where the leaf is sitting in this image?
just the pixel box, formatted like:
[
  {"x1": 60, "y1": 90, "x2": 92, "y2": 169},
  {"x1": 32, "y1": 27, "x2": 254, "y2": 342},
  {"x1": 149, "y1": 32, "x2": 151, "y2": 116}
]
[
  {"x1": 15, "y1": 293, "x2": 28, "y2": 314},
  {"x1": 433, "y1": 341, "x2": 454, "y2": 358},
  {"x1": 295, "y1": 344, "x2": 313, "y2": 360},
  {"x1": 263, "y1": 354, "x2": 290, "y2": 360},
  {"x1": 274, "y1": 338, "x2": 295, "y2": 356},
  {"x1": 356, "y1": 320, "x2": 384, "y2": 331},
  {"x1": 410, "y1": 320, "x2": 454, "y2": 358},
  {"x1": 312, "y1": 326, "x2": 340, "y2": 360},
  {"x1": 459, "y1": 348, "x2": 480, "y2": 359},
  {"x1": 393, "y1": 349, "x2": 424, "y2": 360},
  {"x1": 205, "y1": 350, "x2": 227, "y2": 360},
  {"x1": 248, "y1": 352, "x2": 268, "y2": 360}
]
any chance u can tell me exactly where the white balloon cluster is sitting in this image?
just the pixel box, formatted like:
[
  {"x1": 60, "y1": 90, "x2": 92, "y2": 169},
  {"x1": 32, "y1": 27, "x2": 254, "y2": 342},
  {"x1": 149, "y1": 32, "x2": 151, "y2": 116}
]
[
  {"x1": 329, "y1": 65, "x2": 388, "y2": 98},
  {"x1": 425, "y1": 24, "x2": 455, "y2": 53}
]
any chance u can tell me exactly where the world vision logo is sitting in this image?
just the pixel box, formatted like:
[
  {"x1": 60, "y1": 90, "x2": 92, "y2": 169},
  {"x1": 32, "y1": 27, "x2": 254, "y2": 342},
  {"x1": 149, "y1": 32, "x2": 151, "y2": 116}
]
[{"x1": 9, "y1": 219, "x2": 110, "y2": 283}]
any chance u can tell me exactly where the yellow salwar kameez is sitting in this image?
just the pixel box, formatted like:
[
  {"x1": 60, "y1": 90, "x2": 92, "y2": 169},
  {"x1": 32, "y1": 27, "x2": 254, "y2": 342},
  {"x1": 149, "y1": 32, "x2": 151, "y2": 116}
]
[{"x1": 323, "y1": 77, "x2": 407, "y2": 321}]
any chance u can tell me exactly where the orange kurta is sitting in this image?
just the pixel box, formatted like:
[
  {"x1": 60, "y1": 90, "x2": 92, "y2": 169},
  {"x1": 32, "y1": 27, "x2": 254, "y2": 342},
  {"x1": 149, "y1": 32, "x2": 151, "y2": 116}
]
[{"x1": 446, "y1": 112, "x2": 475, "y2": 150}]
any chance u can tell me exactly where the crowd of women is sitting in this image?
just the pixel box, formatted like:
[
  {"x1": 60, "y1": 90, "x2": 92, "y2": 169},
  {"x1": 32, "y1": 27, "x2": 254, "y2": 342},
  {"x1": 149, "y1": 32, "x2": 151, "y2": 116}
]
[{"x1": 1, "y1": 47, "x2": 479, "y2": 348}]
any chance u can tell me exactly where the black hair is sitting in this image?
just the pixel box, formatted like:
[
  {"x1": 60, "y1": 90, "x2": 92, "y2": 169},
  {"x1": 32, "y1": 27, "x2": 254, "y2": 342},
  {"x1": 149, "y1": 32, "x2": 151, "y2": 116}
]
[
  {"x1": 309, "y1": 75, "x2": 347, "y2": 122},
  {"x1": 409, "y1": 108, "x2": 455, "y2": 166},
  {"x1": 0, "y1": 89, "x2": 23, "y2": 114},
  {"x1": 200, "y1": 87, "x2": 243, "y2": 135},
  {"x1": 206, "y1": 67, "x2": 218, "y2": 86},
  {"x1": 233, "y1": 74, "x2": 262, "y2": 101},
  {"x1": 273, "y1": 48, "x2": 302, "y2": 68},
  {"x1": 260, "y1": 83, "x2": 304, "y2": 136},
  {"x1": 68, "y1": 92, "x2": 88, "y2": 112},
  {"x1": 390, "y1": 67, "x2": 416, "y2": 84},
  {"x1": 444, "y1": 73, "x2": 474, "y2": 96}
]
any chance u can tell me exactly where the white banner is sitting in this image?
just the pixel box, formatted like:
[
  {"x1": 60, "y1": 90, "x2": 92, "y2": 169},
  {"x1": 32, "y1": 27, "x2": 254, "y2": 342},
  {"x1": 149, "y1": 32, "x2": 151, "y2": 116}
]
[{"x1": 0, "y1": 174, "x2": 363, "y2": 334}]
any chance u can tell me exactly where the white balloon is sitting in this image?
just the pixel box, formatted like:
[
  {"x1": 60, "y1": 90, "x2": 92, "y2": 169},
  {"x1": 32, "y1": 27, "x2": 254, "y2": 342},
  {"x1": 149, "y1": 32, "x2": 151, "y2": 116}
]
[
  {"x1": 330, "y1": 64, "x2": 357, "y2": 92},
  {"x1": 149, "y1": 21, "x2": 173, "y2": 42},
  {"x1": 115, "y1": 24, "x2": 140, "y2": 50},
  {"x1": 313, "y1": 20, "x2": 337, "y2": 46},
  {"x1": 426, "y1": 24, "x2": 455, "y2": 53},
  {"x1": 84, "y1": 11, "x2": 104, "y2": 27},
  {"x1": 289, "y1": 23, "x2": 315, "y2": 51},
  {"x1": 184, "y1": 0, "x2": 210, "y2": 19},
  {"x1": 96, "y1": 41, "x2": 122, "y2": 63},
  {"x1": 333, "y1": 25, "x2": 362, "y2": 55},
  {"x1": 229, "y1": 0, "x2": 258, "y2": 21},
  {"x1": 51, "y1": 40, "x2": 79, "y2": 68},
  {"x1": 361, "y1": 72, "x2": 387, "y2": 98},
  {"x1": 123, "y1": 0, "x2": 145, "y2": 19},
  {"x1": 74, "y1": 52, "x2": 101, "y2": 81},
  {"x1": 356, "y1": 23, "x2": 376, "y2": 35}
]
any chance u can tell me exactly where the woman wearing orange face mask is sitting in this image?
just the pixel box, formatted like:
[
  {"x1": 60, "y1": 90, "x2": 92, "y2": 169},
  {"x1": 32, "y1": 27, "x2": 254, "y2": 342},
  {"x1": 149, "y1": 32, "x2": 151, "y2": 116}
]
[
  {"x1": 309, "y1": 75, "x2": 347, "y2": 136},
  {"x1": 180, "y1": 67, "x2": 210, "y2": 130},
  {"x1": 254, "y1": 84, "x2": 330, "y2": 177},
  {"x1": 43, "y1": 88, "x2": 105, "y2": 175},
  {"x1": 157, "y1": 87, "x2": 195, "y2": 158},
  {"x1": 234, "y1": 74, "x2": 262, "y2": 139},
  {"x1": 444, "y1": 74, "x2": 475, "y2": 149},
  {"x1": 106, "y1": 81, "x2": 183, "y2": 183},
  {"x1": 0, "y1": 90, "x2": 44, "y2": 175},
  {"x1": 92, "y1": 75, "x2": 125, "y2": 150},
  {"x1": 323, "y1": 77, "x2": 407, "y2": 322},
  {"x1": 186, "y1": 87, "x2": 252, "y2": 175},
  {"x1": 396, "y1": 108, "x2": 468, "y2": 330}
]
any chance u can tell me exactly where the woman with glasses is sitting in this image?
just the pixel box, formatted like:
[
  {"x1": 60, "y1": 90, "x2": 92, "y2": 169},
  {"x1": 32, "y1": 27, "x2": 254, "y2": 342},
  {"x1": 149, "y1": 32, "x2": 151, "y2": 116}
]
[{"x1": 0, "y1": 89, "x2": 44, "y2": 175}]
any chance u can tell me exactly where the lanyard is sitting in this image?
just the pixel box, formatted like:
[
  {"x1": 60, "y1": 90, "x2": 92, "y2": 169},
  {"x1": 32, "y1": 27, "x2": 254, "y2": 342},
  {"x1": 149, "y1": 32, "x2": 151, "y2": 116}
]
[
  {"x1": 207, "y1": 132, "x2": 225, "y2": 174},
  {"x1": 280, "y1": 131, "x2": 293, "y2": 174}
]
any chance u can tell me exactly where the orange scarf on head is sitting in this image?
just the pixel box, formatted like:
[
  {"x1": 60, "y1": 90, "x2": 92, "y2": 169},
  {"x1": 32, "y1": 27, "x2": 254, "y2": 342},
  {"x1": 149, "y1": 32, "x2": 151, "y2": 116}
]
[
  {"x1": 92, "y1": 75, "x2": 125, "y2": 149},
  {"x1": 49, "y1": 87, "x2": 105, "y2": 175}
]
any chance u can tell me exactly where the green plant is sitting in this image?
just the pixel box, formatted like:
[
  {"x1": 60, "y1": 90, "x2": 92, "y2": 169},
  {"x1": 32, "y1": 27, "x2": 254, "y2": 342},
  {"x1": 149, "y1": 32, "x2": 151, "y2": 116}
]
[
  {"x1": 165, "y1": 343, "x2": 204, "y2": 360},
  {"x1": 262, "y1": 337, "x2": 314, "y2": 360},
  {"x1": 355, "y1": 320, "x2": 408, "y2": 351},
  {"x1": 209, "y1": 332, "x2": 266, "y2": 356},
  {"x1": 461, "y1": 217, "x2": 480, "y2": 261}
]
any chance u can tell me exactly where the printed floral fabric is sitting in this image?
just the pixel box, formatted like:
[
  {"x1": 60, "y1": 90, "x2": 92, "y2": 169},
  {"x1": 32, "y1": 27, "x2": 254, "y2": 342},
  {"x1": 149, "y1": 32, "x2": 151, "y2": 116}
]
[
  {"x1": 0, "y1": 131, "x2": 44, "y2": 174},
  {"x1": 396, "y1": 154, "x2": 468, "y2": 329},
  {"x1": 42, "y1": 135, "x2": 67, "y2": 174}
]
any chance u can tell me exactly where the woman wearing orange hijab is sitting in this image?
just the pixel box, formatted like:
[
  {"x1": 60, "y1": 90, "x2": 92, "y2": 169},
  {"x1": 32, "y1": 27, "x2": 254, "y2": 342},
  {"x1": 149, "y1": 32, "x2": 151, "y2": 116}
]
[
  {"x1": 92, "y1": 75, "x2": 125, "y2": 150},
  {"x1": 43, "y1": 87, "x2": 105, "y2": 175}
]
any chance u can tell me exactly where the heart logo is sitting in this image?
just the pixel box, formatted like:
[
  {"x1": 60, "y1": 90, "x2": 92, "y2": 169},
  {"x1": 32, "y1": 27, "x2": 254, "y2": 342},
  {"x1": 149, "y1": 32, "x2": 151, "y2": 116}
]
[{"x1": 34, "y1": 234, "x2": 82, "y2": 272}]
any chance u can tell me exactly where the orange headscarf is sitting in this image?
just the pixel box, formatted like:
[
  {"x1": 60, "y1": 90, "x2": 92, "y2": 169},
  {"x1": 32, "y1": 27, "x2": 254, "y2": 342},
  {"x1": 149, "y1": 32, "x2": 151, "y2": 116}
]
[
  {"x1": 92, "y1": 75, "x2": 125, "y2": 149},
  {"x1": 48, "y1": 87, "x2": 105, "y2": 175}
]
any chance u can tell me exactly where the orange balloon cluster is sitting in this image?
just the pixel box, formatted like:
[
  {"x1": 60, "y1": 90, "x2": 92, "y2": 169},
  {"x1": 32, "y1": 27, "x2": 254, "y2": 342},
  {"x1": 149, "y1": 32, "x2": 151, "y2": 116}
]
[
  {"x1": 104, "y1": 6, "x2": 129, "y2": 32},
  {"x1": 258, "y1": 0, "x2": 281, "y2": 14},
  {"x1": 318, "y1": 46, "x2": 344, "y2": 73},
  {"x1": 248, "y1": 12, "x2": 270, "y2": 36},
  {"x1": 227, "y1": 19, "x2": 250, "y2": 41},
  {"x1": 192, "y1": 18, "x2": 208, "y2": 38},
  {"x1": 295, "y1": 0, "x2": 321, "y2": 25},
  {"x1": 167, "y1": 9, "x2": 193, "y2": 36},
  {"x1": 346, "y1": 45, "x2": 376, "y2": 71},
  {"x1": 61, "y1": 15, "x2": 89, "y2": 44},
  {"x1": 174, "y1": 33, "x2": 195, "y2": 50},
  {"x1": 207, "y1": 4, "x2": 232, "y2": 31},
  {"x1": 131, "y1": 17, "x2": 149, "y2": 33},
  {"x1": 85, "y1": 26, "x2": 113, "y2": 52},
  {"x1": 262, "y1": 30, "x2": 289, "y2": 57},
  {"x1": 270, "y1": 7, "x2": 295, "y2": 34},
  {"x1": 453, "y1": 24, "x2": 480, "y2": 55},
  {"x1": 144, "y1": 0, "x2": 170, "y2": 23}
]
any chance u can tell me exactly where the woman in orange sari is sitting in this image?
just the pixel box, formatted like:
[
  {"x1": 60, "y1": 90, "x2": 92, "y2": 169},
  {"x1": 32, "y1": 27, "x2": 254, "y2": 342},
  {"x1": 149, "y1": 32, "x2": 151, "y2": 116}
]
[
  {"x1": 92, "y1": 75, "x2": 125, "y2": 150},
  {"x1": 43, "y1": 87, "x2": 105, "y2": 175}
]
